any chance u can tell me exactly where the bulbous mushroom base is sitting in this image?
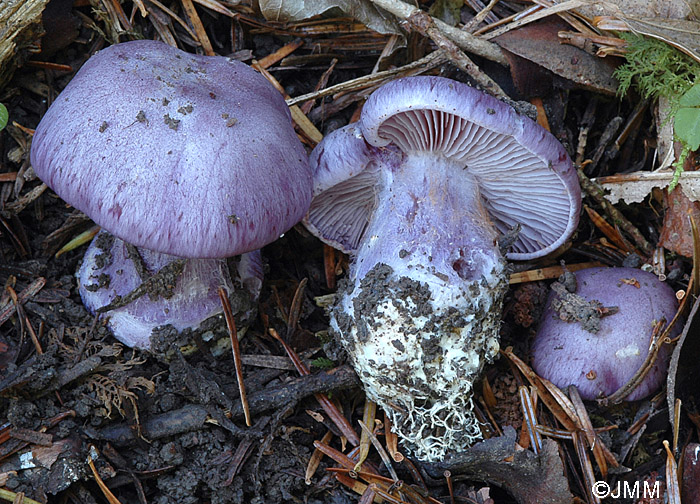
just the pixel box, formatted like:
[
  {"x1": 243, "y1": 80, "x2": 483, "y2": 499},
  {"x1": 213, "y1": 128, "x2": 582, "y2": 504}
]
[
  {"x1": 332, "y1": 260, "x2": 507, "y2": 461},
  {"x1": 78, "y1": 231, "x2": 262, "y2": 349}
]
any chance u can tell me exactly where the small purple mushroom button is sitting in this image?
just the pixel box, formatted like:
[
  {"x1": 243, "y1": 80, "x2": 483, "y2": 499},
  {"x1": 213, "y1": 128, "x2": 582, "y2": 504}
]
[
  {"x1": 304, "y1": 76, "x2": 581, "y2": 461},
  {"x1": 30, "y1": 40, "x2": 312, "y2": 349},
  {"x1": 532, "y1": 267, "x2": 681, "y2": 401}
]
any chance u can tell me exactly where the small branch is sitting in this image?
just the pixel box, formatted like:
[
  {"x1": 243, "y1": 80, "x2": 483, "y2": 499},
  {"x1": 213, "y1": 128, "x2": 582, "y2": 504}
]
[
  {"x1": 219, "y1": 287, "x2": 252, "y2": 427},
  {"x1": 405, "y1": 8, "x2": 508, "y2": 98},
  {"x1": 370, "y1": 0, "x2": 508, "y2": 66},
  {"x1": 577, "y1": 168, "x2": 654, "y2": 257},
  {"x1": 91, "y1": 367, "x2": 360, "y2": 445},
  {"x1": 286, "y1": 51, "x2": 446, "y2": 107}
]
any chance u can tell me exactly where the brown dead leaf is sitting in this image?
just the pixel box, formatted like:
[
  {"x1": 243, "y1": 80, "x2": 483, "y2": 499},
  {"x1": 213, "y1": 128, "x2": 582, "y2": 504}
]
[
  {"x1": 660, "y1": 154, "x2": 700, "y2": 257},
  {"x1": 494, "y1": 18, "x2": 619, "y2": 95},
  {"x1": 31, "y1": 439, "x2": 73, "y2": 469},
  {"x1": 595, "y1": 171, "x2": 700, "y2": 204},
  {"x1": 259, "y1": 0, "x2": 404, "y2": 44},
  {"x1": 659, "y1": 187, "x2": 700, "y2": 257},
  {"x1": 587, "y1": 0, "x2": 700, "y2": 64},
  {"x1": 597, "y1": 16, "x2": 700, "y2": 64}
]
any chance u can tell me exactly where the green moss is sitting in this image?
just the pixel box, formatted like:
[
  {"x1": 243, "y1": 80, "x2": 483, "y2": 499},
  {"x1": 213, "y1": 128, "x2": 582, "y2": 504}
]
[
  {"x1": 614, "y1": 34, "x2": 700, "y2": 189},
  {"x1": 615, "y1": 34, "x2": 697, "y2": 106},
  {"x1": 0, "y1": 103, "x2": 7, "y2": 131},
  {"x1": 311, "y1": 357, "x2": 336, "y2": 369}
]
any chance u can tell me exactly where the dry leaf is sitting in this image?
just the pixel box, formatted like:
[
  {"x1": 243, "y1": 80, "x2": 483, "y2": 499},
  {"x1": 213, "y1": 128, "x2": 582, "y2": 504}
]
[
  {"x1": 32, "y1": 439, "x2": 73, "y2": 469},
  {"x1": 614, "y1": 17, "x2": 700, "y2": 64},
  {"x1": 595, "y1": 171, "x2": 700, "y2": 204},
  {"x1": 659, "y1": 185, "x2": 700, "y2": 257},
  {"x1": 584, "y1": 0, "x2": 700, "y2": 63},
  {"x1": 259, "y1": 0, "x2": 404, "y2": 42},
  {"x1": 575, "y1": 0, "x2": 693, "y2": 20},
  {"x1": 494, "y1": 18, "x2": 619, "y2": 95}
]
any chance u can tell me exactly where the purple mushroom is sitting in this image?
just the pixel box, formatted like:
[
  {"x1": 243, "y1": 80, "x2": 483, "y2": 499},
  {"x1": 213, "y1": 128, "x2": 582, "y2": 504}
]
[
  {"x1": 30, "y1": 40, "x2": 311, "y2": 349},
  {"x1": 304, "y1": 76, "x2": 581, "y2": 460},
  {"x1": 77, "y1": 231, "x2": 263, "y2": 349},
  {"x1": 532, "y1": 267, "x2": 681, "y2": 401}
]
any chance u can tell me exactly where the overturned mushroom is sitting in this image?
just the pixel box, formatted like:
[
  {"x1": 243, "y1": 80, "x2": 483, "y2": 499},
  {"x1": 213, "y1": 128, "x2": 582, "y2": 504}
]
[
  {"x1": 305, "y1": 76, "x2": 581, "y2": 460},
  {"x1": 30, "y1": 40, "x2": 312, "y2": 349}
]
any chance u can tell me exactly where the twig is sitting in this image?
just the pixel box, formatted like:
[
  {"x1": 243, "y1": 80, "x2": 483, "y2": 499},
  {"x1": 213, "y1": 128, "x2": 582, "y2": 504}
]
[
  {"x1": 509, "y1": 261, "x2": 602, "y2": 284},
  {"x1": 445, "y1": 470, "x2": 456, "y2": 504},
  {"x1": 569, "y1": 386, "x2": 618, "y2": 477},
  {"x1": 180, "y1": 0, "x2": 213, "y2": 55},
  {"x1": 257, "y1": 39, "x2": 303, "y2": 69},
  {"x1": 518, "y1": 386, "x2": 541, "y2": 454},
  {"x1": 358, "y1": 420, "x2": 399, "y2": 482},
  {"x1": 0, "y1": 489, "x2": 43, "y2": 504},
  {"x1": 404, "y1": 8, "x2": 508, "y2": 98},
  {"x1": 463, "y1": 0, "x2": 499, "y2": 33},
  {"x1": 93, "y1": 368, "x2": 359, "y2": 445},
  {"x1": 219, "y1": 287, "x2": 252, "y2": 427},
  {"x1": 269, "y1": 328, "x2": 360, "y2": 445},
  {"x1": 601, "y1": 319, "x2": 667, "y2": 405},
  {"x1": 1, "y1": 183, "x2": 47, "y2": 217},
  {"x1": 369, "y1": 0, "x2": 508, "y2": 66},
  {"x1": 576, "y1": 168, "x2": 654, "y2": 257},
  {"x1": 480, "y1": 0, "x2": 594, "y2": 41},
  {"x1": 87, "y1": 445, "x2": 124, "y2": 504},
  {"x1": 0, "y1": 277, "x2": 45, "y2": 327},
  {"x1": 254, "y1": 62, "x2": 323, "y2": 144},
  {"x1": 572, "y1": 431, "x2": 599, "y2": 504},
  {"x1": 286, "y1": 51, "x2": 446, "y2": 107}
]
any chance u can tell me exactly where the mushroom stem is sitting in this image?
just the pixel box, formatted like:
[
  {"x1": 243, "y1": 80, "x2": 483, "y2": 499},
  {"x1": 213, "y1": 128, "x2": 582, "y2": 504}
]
[
  {"x1": 331, "y1": 152, "x2": 507, "y2": 461},
  {"x1": 78, "y1": 231, "x2": 261, "y2": 349},
  {"x1": 354, "y1": 152, "x2": 504, "y2": 281}
]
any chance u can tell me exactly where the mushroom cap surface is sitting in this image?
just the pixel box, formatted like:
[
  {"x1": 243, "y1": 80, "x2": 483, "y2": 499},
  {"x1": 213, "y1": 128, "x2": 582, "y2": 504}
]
[
  {"x1": 31, "y1": 40, "x2": 311, "y2": 258},
  {"x1": 305, "y1": 76, "x2": 580, "y2": 260},
  {"x1": 531, "y1": 267, "x2": 680, "y2": 401}
]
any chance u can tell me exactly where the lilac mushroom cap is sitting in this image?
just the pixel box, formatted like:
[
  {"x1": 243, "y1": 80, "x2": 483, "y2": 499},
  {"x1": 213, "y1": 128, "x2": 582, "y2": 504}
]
[
  {"x1": 30, "y1": 40, "x2": 312, "y2": 348},
  {"x1": 532, "y1": 267, "x2": 680, "y2": 401},
  {"x1": 304, "y1": 76, "x2": 581, "y2": 461},
  {"x1": 31, "y1": 39, "x2": 311, "y2": 258}
]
